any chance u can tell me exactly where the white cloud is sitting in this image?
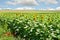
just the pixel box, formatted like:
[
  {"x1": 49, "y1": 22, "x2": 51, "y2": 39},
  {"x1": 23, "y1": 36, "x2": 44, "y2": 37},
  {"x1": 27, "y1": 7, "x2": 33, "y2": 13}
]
[
  {"x1": 15, "y1": 7, "x2": 35, "y2": 10},
  {"x1": 47, "y1": 0, "x2": 58, "y2": 4},
  {"x1": 5, "y1": 8, "x2": 12, "y2": 9},
  {"x1": 39, "y1": 7, "x2": 60, "y2": 10},
  {"x1": 39, "y1": 8, "x2": 55, "y2": 10},
  {"x1": 6, "y1": 1, "x2": 17, "y2": 5},
  {"x1": 47, "y1": 8, "x2": 55, "y2": 10},
  {"x1": 39, "y1": 8, "x2": 46, "y2": 10},
  {"x1": 16, "y1": 8, "x2": 24, "y2": 10},
  {"x1": 39, "y1": 0, "x2": 58, "y2": 4},
  {"x1": 6, "y1": 0, "x2": 38, "y2": 6},
  {"x1": 0, "y1": 7, "x2": 35, "y2": 10},
  {"x1": 3, "y1": 8, "x2": 12, "y2": 10},
  {"x1": 0, "y1": 8, "x2": 2, "y2": 10},
  {"x1": 56, "y1": 7, "x2": 60, "y2": 10}
]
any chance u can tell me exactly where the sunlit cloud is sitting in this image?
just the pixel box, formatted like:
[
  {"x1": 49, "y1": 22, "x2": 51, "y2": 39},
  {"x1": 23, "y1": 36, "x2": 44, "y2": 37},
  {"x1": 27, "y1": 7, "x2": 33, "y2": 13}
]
[
  {"x1": 39, "y1": 0, "x2": 58, "y2": 4},
  {"x1": 15, "y1": 7, "x2": 35, "y2": 10},
  {"x1": 56, "y1": 7, "x2": 60, "y2": 10},
  {"x1": 6, "y1": 0, "x2": 39, "y2": 6}
]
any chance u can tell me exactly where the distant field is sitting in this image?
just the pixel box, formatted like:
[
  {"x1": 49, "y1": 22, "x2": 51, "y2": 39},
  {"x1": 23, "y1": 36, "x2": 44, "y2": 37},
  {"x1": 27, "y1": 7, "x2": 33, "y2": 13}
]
[
  {"x1": 0, "y1": 10, "x2": 60, "y2": 13},
  {"x1": 0, "y1": 10, "x2": 60, "y2": 40}
]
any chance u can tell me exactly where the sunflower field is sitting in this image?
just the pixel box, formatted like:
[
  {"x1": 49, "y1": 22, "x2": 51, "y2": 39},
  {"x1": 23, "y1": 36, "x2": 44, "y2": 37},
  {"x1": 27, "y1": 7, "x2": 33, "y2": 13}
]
[{"x1": 0, "y1": 11, "x2": 60, "y2": 40}]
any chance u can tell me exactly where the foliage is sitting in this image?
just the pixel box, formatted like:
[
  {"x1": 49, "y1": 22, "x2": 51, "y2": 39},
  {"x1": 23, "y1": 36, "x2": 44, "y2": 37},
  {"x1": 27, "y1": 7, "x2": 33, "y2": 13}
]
[
  {"x1": 7, "y1": 14, "x2": 60, "y2": 40},
  {"x1": 0, "y1": 12, "x2": 60, "y2": 40}
]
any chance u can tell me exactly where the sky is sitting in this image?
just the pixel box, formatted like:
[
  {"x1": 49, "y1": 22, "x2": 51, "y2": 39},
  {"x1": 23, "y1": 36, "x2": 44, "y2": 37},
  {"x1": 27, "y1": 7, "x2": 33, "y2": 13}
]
[{"x1": 0, "y1": 0, "x2": 60, "y2": 10}]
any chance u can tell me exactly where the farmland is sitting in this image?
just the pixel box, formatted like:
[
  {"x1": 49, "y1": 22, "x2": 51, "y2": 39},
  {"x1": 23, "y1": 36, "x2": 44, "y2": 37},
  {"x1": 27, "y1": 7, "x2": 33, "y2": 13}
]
[{"x1": 0, "y1": 10, "x2": 60, "y2": 40}]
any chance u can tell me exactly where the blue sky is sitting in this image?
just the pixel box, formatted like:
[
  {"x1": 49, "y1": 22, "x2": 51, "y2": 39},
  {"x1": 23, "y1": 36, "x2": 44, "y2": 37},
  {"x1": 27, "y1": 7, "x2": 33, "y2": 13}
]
[{"x1": 0, "y1": 0, "x2": 60, "y2": 10}]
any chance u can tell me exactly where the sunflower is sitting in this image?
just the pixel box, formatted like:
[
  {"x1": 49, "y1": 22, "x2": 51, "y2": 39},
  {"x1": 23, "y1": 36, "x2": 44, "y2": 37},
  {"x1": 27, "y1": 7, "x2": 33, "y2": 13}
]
[
  {"x1": 41, "y1": 15, "x2": 44, "y2": 21},
  {"x1": 33, "y1": 14, "x2": 37, "y2": 21}
]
